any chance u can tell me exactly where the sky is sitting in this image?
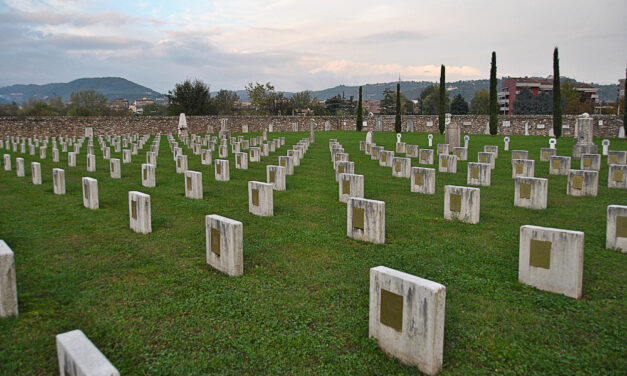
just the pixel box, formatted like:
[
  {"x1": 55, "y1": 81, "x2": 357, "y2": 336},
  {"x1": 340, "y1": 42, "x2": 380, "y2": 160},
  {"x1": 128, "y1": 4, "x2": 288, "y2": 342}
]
[{"x1": 0, "y1": 0, "x2": 625, "y2": 94}]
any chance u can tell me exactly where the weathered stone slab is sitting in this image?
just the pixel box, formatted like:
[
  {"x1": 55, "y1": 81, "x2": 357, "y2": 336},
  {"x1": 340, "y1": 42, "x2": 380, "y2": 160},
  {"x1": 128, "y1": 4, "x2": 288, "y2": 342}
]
[
  {"x1": 278, "y1": 156, "x2": 294, "y2": 175},
  {"x1": 266, "y1": 165, "x2": 286, "y2": 191},
  {"x1": 514, "y1": 177, "x2": 548, "y2": 209},
  {"x1": 606, "y1": 205, "x2": 627, "y2": 253},
  {"x1": 248, "y1": 181, "x2": 273, "y2": 216},
  {"x1": 82, "y1": 177, "x2": 99, "y2": 209},
  {"x1": 511, "y1": 150, "x2": 528, "y2": 160},
  {"x1": 128, "y1": 191, "x2": 151, "y2": 234},
  {"x1": 215, "y1": 159, "x2": 230, "y2": 181},
  {"x1": 419, "y1": 149, "x2": 434, "y2": 165},
  {"x1": 109, "y1": 158, "x2": 121, "y2": 179},
  {"x1": 16, "y1": 157, "x2": 24, "y2": 177},
  {"x1": 519, "y1": 225, "x2": 584, "y2": 299},
  {"x1": 580, "y1": 153, "x2": 600, "y2": 171},
  {"x1": 444, "y1": 185, "x2": 480, "y2": 224},
  {"x1": 540, "y1": 148, "x2": 556, "y2": 161},
  {"x1": 607, "y1": 150, "x2": 627, "y2": 165},
  {"x1": 235, "y1": 152, "x2": 248, "y2": 170},
  {"x1": 484, "y1": 145, "x2": 498, "y2": 158},
  {"x1": 567, "y1": 170, "x2": 598, "y2": 197},
  {"x1": 608, "y1": 164, "x2": 627, "y2": 189},
  {"x1": 369, "y1": 266, "x2": 445, "y2": 375},
  {"x1": 477, "y1": 152, "x2": 495, "y2": 169},
  {"x1": 205, "y1": 215, "x2": 243, "y2": 277},
  {"x1": 31, "y1": 162, "x2": 41, "y2": 185},
  {"x1": 392, "y1": 157, "x2": 411, "y2": 178},
  {"x1": 334, "y1": 161, "x2": 354, "y2": 182},
  {"x1": 141, "y1": 164, "x2": 156, "y2": 188},
  {"x1": 467, "y1": 162, "x2": 491, "y2": 186},
  {"x1": 438, "y1": 154, "x2": 457, "y2": 173},
  {"x1": 411, "y1": 167, "x2": 435, "y2": 195},
  {"x1": 185, "y1": 170, "x2": 203, "y2": 199},
  {"x1": 452, "y1": 147, "x2": 467, "y2": 161},
  {"x1": 511, "y1": 159, "x2": 535, "y2": 178},
  {"x1": 175, "y1": 155, "x2": 188, "y2": 174},
  {"x1": 56, "y1": 329, "x2": 119, "y2": 376},
  {"x1": 0, "y1": 240, "x2": 18, "y2": 318},
  {"x1": 437, "y1": 144, "x2": 449, "y2": 155},
  {"x1": 339, "y1": 173, "x2": 364, "y2": 203},
  {"x1": 347, "y1": 197, "x2": 385, "y2": 244},
  {"x1": 549, "y1": 156, "x2": 571, "y2": 175},
  {"x1": 53, "y1": 168, "x2": 65, "y2": 195}
]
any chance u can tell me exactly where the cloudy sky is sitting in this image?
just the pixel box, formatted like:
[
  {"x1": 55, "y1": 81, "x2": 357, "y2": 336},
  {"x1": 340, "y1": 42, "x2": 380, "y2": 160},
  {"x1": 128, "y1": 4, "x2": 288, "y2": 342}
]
[{"x1": 1, "y1": 0, "x2": 625, "y2": 93}]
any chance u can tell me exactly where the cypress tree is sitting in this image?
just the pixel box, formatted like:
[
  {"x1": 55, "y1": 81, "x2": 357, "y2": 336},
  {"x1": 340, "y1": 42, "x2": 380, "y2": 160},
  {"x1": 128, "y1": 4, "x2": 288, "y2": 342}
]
[
  {"x1": 356, "y1": 86, "x2": 363, "y2": 131},
  {"x1": 623, "y1": 68, "x2": 626, "y2": 133},
  {"x1": 438, "y1": 65, "x2": 446, "y2": 134},
  {"x1": 395, "y1": 83, "x2": 402, "y2": 133},
  {"x1": 553, "y1": 47, "x2": 562, "y2": 138},
  {"x1": 489, "y1": 52, "x2": 498, "y2": 135}
]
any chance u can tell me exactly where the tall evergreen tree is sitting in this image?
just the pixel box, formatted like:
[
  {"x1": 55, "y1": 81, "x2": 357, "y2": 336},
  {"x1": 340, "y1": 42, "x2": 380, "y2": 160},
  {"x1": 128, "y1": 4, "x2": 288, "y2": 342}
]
[
  {"x1": 623, "y1": 68, "x2": 626, "y2": 133},
  {"x1": 356, "y1": 86, "x2": 363, "y2": 131},
  {"x1": 438, "y1": 65, "x2": 446, "y2": 134},
  {"x1": 395, "y1": 83, "x2": 402, "y2": 133},
  {"x1": 553, "y1": 47, "x2": 562, "y2": 138},
  {"x1": 489, "y1": 52, "x2": 498, "y2": 135}
]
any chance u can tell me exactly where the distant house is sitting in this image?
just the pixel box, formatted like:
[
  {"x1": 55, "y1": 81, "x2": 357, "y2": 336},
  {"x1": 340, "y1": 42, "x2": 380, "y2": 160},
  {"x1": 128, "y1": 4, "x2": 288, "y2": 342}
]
[
  {"x1": 109, "y1": 98, "x2": 129, "y2": 110},
  {"x1": 133, "y1": 98, "x2": 155, "y2": 114},
  {"x1": 363, "y1": 99, "x2": 381, "y2": 115},
  {"x1": 498, "y1": 77, "x2": 599, "y2": 114}
]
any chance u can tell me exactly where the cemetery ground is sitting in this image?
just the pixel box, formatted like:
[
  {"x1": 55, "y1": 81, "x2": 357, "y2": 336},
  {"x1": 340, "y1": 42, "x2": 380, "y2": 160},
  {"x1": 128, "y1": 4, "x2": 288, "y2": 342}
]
[{"x1": 0, "y1": 131, "x2": 626, "y2": 375}]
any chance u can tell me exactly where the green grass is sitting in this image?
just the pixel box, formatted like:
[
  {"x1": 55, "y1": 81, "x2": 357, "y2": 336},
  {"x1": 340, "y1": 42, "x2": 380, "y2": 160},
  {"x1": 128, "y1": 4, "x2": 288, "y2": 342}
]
[{"x1": 0, "y1": 131, "x2": 626, "y2": 375}]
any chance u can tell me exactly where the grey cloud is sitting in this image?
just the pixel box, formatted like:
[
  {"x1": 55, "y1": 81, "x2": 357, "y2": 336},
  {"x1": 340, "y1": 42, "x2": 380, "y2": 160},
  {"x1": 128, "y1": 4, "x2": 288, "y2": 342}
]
[
  {"x1": 44, "y1": 34, "x2": 150, "y2": 50},
  {"x1": 347, "y1": 30, "x2": 428, "y2": 44},
  {"x1": 2, "y1": 9, "x2": 134, "y2": 27}
]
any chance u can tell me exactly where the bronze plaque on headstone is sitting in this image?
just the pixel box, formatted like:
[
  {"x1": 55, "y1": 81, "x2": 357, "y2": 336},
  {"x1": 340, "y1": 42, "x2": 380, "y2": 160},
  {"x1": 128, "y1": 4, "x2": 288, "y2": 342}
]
[
  {"x1": 237, "y1": 155, "x2": 241, "y2": 165},
  {"x1": 217, "y1": 163, "x2": 221, "y2": 174},
  {"x1": 553, "y1": 159, "x2": 561, "y2": 169},
  {"x1": 252, "y1": 188, "x2": 259, "y2": 206},
  {"x1": 143, "y1": 169, "x2": 147, "y2": 180},
  {"x1": 515, "y1": 163, "x2": 523, "y2": 175},
  {"x1": 572, "y1": 175, "x2": 583, "y2": 190},
  {"x1": 353, "y1": 207, "x2": 364, "y2": 230},
  {"x1": 514, "y1": 153, "x2": 520, "y2": 159},
  {"x1": 342, "y1": 179, "x2": 351, "y2": 195},
  {"x1": 529, "y1": 239, "x2": 551, "y2": 269},
  {"x1": 438, "y1": 145, "x2": 443, "y2": 153},
  {"x1": 456, "y1": 150, "x2": 461, "y2": 158},
  {"x1": 381, "y1": 153, "x2": 386, "y2": 162},
  {"x1": 131, "y1": 200, "x2": 137, "y2": 220},
  {"x1": 480, "y1": 155, "x2": 486, "y2": 163},
  {"x1": 338, "y1": 165, "x2": 344, "y2": 173},
  {"x1": 450, "y1": 193, "x2": 461, "y2": 213},
  {"x1": 280, "y1": 159, "x2": 286, "y2": 167},
  {"x1": 520, "y1": 183, "x2": 531, "y2": 199},
  {"x1": 415, "y1": 173, "x2": 423, "y2": 186},
  {"x1": 380, "y1": 289, "x2": 403, "y2": 332},
  {"x1": 616, "y1": 216, "x2": 627, "y2": 238},
  {"x1": 335, "y1": 155, "x2": 340, "y2": 161},
  {"x1": 542, "y1": 151, "x2": 548, "y2": 159},
  {"x1": 441, "y1": 157, "x2": 448, "y2": 168},
  {"x1": 269, "y1": 170, "x2": 275, "y2": 183},
  {"x1": 395, "y1": 161, "x2": 401, "y2": 172},
  {"x1": 614, "y1": 169, "x2": 624, "y2": 182},
  {"x1": 110, "y1": 162, "x2": 114, "y2": 171},
  {"x1": 583, "y1": 157, "x2": 591, "y2": 167},
  {"x1": 177, "y1": 159, "x2": 181, "y2": 167},
  {"x1": 83, "y1": 182, "x2": 88, "y2": 200},
  {"x1": 610, "y1": 154, "x2": 618, "y2": 164},
  {"x1": 421, "y1": 151, "x2": 427, "y2": 160},
  {"x1": 210, "y1": 228, "x2": 221, "y2": 256},
  {"x1": 187, "y1": 176, "x2": 192, "y2": 191},
  {"x1": 471, "y1": 167, "x2": 479, "y2": 179}
]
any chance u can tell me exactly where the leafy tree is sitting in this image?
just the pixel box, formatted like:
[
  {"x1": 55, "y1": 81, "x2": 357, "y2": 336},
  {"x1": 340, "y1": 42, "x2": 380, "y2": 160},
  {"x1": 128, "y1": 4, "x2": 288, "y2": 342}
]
[
  {"x1": 290, "y1": 91, "x2": 312, "y2": 110},
  {"x1": 356, "y1": 86, "x2": 363, "y2": 131},
  {"x1": 395, "y1": 83, "x2": 402, "y2": 133},
  {"x1": 21, "y1": 99, "x2": 54, "y2": 116},
  {"x1": 469, "y1": 89, "x2": 490, "y2": 114},
  {"x1": 553, "y1": 47, "x2": 562, "y2": 138},
  {"x1": 245, "y1": 82, "x2": 289, "y2": 115},
  {"x1": 213, "y1": 89, "x2": 239, "y2": 115},
  {"x1": 533, "y1": 92, "x2": 553, "y2": 115},
  {"x1": 439, "y1": 65, "x2": 446, "y2": 134},
  {"x1": 513, "y1": 87, "x2": 535, "y2": 114},
  {"x1": 562, "y1": 81, "x2": 593, "y2": 115},
  {"x1": 324, "y1": 95, "x2": 355, "y2": 115},
  {"x1": 489, "y1": 51, "x2": 498, "y2": 135},
  {"x1": 66, "y1": 90, "x2": 108, "y2": 116},
  {"x1": 47, "y1": 93, "x2": 66, "y2": 115},
  {"x1": 421, "y1": 86, "x2": 449, "y2": 115},
  {"x1": 167, "y1": 79, "x2": 212, "y2": 115},
  {"x1": 418, "y1": 85, "x2": 438, "y2": 114},
  {"x1": 380, "y1": 88, "x2": 411, "y2": 115},
  {"x1": 450, "y1": 94, "x2": 469, "y2": 115},
  {"x1": 404, "y1": 99, "x2": 415, "y2": 115},
  {"x1": 140, "y1": 103, "x2": 168, "y2": 116},
  {"x1": 0, "y1": 102, "x2": 19, "y2": 116}
]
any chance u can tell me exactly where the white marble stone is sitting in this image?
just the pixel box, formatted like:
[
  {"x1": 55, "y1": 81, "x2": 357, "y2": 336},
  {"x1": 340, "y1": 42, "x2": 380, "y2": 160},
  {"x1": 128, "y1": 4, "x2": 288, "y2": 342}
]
[
  {"x1": 411, "y1": 167, "x2": 436, "y2": 195},
  {"x1": 128, "y1": 191, "x2": 151, "y2": 234},
  {"x1": 16, "y1": 157, "x2": 24, "y2": 177},
  {"x1": 234, "y1": 152, "x2": 248, "y2": 170},
  {"x1": 278, "y1": 156, "x2": 294, "y2": 175},
  {"x1": 369, "y1": 266, "x2": 445, "y2": 375},
  {"x1": 391, "y1": 157, "x2": 411, "y2": 178},
  {"x1": 56, "y1": 329, "x2": 119, "y2": 376},
  {"x1": 419, "y1": 149, "x2": 434, "y2": 165},
  {"x1": 82, "y1": 177, "x2": 99, "y2": 209},
  {"x1": 31, "y1": 162, "x2": 41, "y2": 185},
  {"x1": 607, "y1": 150, "x2": 627, "y2": 165},
  {"x1": 540, "y1": 148, "x2": 556, "y2": 162},
  {"x1": 438, "y1": 154, "x2": 458, "y2": 173},
  {"x1": 379, "y1": 151, "x2": 394, "y2": 167},
  {"x1": 452, "y1": 147, "x2": 467, "y2": 161},
  {"x1": 141, "y1": 164, "x2": 156, "y2": 188},
  {"x1": 201, "y1": 149, "x2": 212, "y2": 165},
  {"x1": 146, "y1": 151, "x2": 157, "y2": 166},
  {"x1": 477, "y1": 152, "x2": 495, "y2": 169},
  {"x1": 214, "y1": 160, "x2": 230, "y2": 181},
  {"x1": 122, "y1": 149, "x2": 131, "y2": 163},
  {"x1": 436, "y1": 144, "x2": 449, "y2": 155},
  {"x1": 3, "y1": 154, "x2": 10, "y2": 171},
  {"x1": 0, "y1": 240, "x2": 18, "y2": 318},
  {"x1": 371, "y1": 146, "x2": 383, "y2": 161},
  {"x1": 109, "y1": 159, "x2": 121, "y2": 179},
  {"x1": 86, "y1": 154, "x2": 96, "y2": 172},
  {"x1": 347, "y1": 197, "x2": 385, "y2": 244},
  {"x1": 467, "y1": 162, "x2": 491, "y2": 186},
  {"x1": 514, "y1": 177, "x2": 548, "y2": 210},
  {"x1": 185, "y1": 170, "x2": 203, "y2": 199},
  {"x1": 511, "y1": 159, "x2": 535, "y2": 178},
  {"x1": 567, "y1": 170, "x2": 598, "y2": 197},
  {"x1": 518, "y1": 225, "x2": 584, "y2": 299},
  {"x1": 606, "y1": 205, "x2": 627, "y2": 252},
  {"x1": 53, "y1": 168, "x2": 66, "y2": 195},
  {"x1": 40, "y1": 146, "x2": 46, "y2": 159},
  {"x1": 608, "y1": 164, "x2": 627, "y2": 189},
  {"x1": 53, "y1": 148, "x2": 59, "y2": 162},
  {"x1": 580, "y1": 154, "x2": 601, "y2": 171},
  {"x1": 175, "y1": 155, "x2": 188, "y2": 174},
  {"x1": 484, "y1": 145, "x2": 498, "y2": 158},
  {"x1": 335, "y1": 161, "x2": 354, "y2": 182},
  {"x1": 218, "y1": 145, "x2": 228, "y2": 158},
  {"x1": 511, "y1": 150, "x2": 528, "y2": 160},
  {"x1": 444, "y1": 185, "x2": 480, "y2": 224},
  {"x1": 406, "y1": 145, "x2": 419, "y2": 158},
  {"x1": 396, "y1": 142, "x2": 406, "y2": 154},
  {"x1": 549, "y1": 156, "x2": 571, "y2": 175},
  {"x1": 206, "y1": 215, "x2": 244, "y2": 276},
  {"x1": 68, "y1": 152, "x2": 77, "y2": 167},
  {"x1": 266, "y1": 165, "x2": 286, "y2": 191},
  {"x1": 339, "y1": 173, "x2": 364, "y2": 203},
  {"x1": 248, "y1": 181, "x2": 273, "y2": 216}
]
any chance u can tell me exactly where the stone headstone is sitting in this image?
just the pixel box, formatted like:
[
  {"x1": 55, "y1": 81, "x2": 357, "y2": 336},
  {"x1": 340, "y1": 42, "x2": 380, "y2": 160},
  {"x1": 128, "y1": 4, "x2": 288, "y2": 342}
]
[
  {"x1": 369, "y1": 266, "x2": 445, "y2": 374},
  {"x1": 53, "y1": 168, "x2": 65, "y2": 195},
  {"x1": 514, "y1": 177, "x2": 548, "y2": 209},
  {"x1": 141, "y1": 164, "x2": 156, "y2": 188},
  {"x1": 267, "y1": 165, "x2": 286, "y2": 191},
  {"x1": 549, "y1": 138, "x2": 557, "y2": 150},
  {"x1": 185, "y1": 171, "x2": 203, "y2": 199},
  {"x1": 608, "y1": 164, "x2": 627, "y2": 189},
  {"x1": 444, "y1": 185, "x2": 480, "y2": 224},
  {"x1": 215, "y1": 160, "x2": 230, "y2": 181},
  {"x1": 444, "y1": 120, "x2": 460, "y2": 149},
  {"x1": 518, "y1": 225, "x2": 584, "y2": 299},
  {"x1": 82, "y1": 177, "x2": 99, "y2": 209},
  {"x1": 463, "y1": 135, "x2": 469, "y2": 148},
  {"x1": 178, "y1": 113, "x2": 188, "y2": 136},
  {"x1": 366, "y1": 131, "x2": 374, "y2": 144},
  {"x1": 129, "y1": 191, "x2": 151, "y2": 234},
  {"x1": 411, "y1": 167, "x2": 436, "y2": 195},
  {"x1": 31, "y1": 162, "x2": 42, "y2": 185},
  {"x1": 0, "y1": 240, "x2": 18, "y2": 317},
  {"x1": 392, "y1": 157, "x2": 411, "y2": 178},
  {"x1": 338, "y1": 173, "x2": 364, "y2": 203},
  {"x1": 248, "y1": 181, "x2": 273, "y2": 216},
  {"x1": 206, "y1": 215, "x2": 243, "y2": 276},
  {"x1": 428, "y1": 134, "x2": 433, "y2": 147},
  {"x1": 504, "y1": 137, "x2": 510, "y2": 151},
  {"x1": 467, "y1": 162, "x2": 491, "y2": 186},
  {"x1": 549, "y1": 156, "x2": 571, "y2": 175},
  {"x1": 56, "y1": 329, "x2": 119, "y2": 376},
  {"x1": 602, "y1": 139, "x2": 610, "y2": 155},
  {"x1": 606, "y1": 205, "x2": 627, "y2": 252},
  {"x1": 524, "y1": 122, "x2": 529, "y2": 136},
  {"x1": 347, "y1": 197, "x2": 385, "y2": 244}
]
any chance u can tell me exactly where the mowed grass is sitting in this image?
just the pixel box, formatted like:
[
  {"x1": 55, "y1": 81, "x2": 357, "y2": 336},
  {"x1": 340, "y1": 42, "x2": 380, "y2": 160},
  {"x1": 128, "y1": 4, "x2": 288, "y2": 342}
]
[{"x1": 0, "y1": 130, "x2": 626, "y2": 375}]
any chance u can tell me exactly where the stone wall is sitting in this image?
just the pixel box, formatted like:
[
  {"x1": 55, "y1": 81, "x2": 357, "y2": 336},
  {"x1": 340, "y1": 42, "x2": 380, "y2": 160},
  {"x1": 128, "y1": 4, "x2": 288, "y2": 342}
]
[{"x1": 0, "y1": 114, "x2": 623, "y2": 138}]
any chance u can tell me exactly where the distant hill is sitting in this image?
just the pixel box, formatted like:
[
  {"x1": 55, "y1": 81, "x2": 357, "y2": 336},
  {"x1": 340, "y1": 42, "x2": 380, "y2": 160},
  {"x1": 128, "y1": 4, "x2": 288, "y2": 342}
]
[
  {"x1": 231, "y1": 78, "x2": 617, "y2": 104},
  {"x1": 0, "y1": 77, "x2": 164, "y2": 105}
]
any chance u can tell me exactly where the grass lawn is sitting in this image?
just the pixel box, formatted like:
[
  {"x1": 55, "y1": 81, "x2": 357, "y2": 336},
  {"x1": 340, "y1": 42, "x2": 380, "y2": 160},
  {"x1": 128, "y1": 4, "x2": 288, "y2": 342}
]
[{"x1": 0, "y1": 131, "x2": 626, "y2": 375}]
